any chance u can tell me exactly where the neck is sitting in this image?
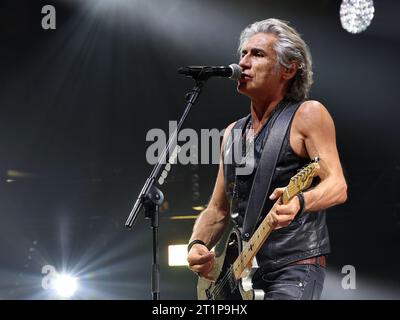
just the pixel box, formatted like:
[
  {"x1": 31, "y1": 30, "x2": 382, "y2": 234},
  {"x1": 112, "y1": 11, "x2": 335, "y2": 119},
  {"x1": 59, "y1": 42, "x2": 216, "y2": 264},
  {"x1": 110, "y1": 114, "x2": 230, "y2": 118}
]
[{"x1": 250, "y1": 93, "x2": 285, "y2": 131}]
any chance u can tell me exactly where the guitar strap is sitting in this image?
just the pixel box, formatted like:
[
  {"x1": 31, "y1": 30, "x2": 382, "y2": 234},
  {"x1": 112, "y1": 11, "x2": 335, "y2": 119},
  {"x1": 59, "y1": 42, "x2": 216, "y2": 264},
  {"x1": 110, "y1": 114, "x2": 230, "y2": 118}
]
[{"x1": 241, "y1": 99, "x2": 302, "y2": 241}]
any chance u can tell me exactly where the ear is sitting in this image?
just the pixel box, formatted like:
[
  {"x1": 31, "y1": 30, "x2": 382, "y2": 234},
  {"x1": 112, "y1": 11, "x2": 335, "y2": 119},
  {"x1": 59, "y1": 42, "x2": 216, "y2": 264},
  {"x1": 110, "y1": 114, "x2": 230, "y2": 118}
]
[{"x1": 282, "y1": 61, "x2": 298, "y2": 80}]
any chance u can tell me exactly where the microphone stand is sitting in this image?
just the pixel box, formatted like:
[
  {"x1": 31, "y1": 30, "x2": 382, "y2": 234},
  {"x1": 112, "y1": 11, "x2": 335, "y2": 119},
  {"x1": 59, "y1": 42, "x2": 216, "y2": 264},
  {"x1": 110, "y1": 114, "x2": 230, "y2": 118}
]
[{"x1": 125, "y1": 73, "x2": 209, "y2": 300}]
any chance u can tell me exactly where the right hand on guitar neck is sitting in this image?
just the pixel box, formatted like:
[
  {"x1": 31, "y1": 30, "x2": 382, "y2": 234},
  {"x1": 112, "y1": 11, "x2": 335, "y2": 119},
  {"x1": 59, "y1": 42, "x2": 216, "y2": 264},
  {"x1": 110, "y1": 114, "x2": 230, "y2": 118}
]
[{"x1": 187, "y1": 244, "x2": 215, "y2": 281}]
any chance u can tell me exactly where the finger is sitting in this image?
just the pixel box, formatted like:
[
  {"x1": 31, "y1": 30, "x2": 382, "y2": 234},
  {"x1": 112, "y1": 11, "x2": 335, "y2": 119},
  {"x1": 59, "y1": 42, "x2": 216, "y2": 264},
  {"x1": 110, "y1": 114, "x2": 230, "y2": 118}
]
[
  {"x1": 269, "y1": 187, "x2": 285, "y2": 200},
  {"x1": 275, "y1": 204, "x2": 296, "y2": 215},
  {"x1": 191, "y1": 260, "x2": 213, "y2": 275},
  {"x1": 266, "y1": 212, "x2": 278, "y2": 228},
  {"x1": 269, "y1": 212, "x2": 292, "y2": 229},
  {"x1": 202, "y1": 260, "x2": 214, "y2": 275},
  {"x1": 188, "y1": 251, "x2": 214, "y2": 266},
  {"x1": 199, "y1": 262, "x2": 215, "y2": 281}
]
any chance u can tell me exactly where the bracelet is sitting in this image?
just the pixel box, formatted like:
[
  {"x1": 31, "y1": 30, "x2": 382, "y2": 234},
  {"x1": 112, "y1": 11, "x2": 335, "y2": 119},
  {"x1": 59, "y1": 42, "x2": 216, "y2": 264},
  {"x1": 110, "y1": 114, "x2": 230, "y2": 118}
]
[
  {"x1": 296, "y1": 192, "x2": 306, "y2": 215},
  {"x1": 187, "y1": 239, "x2": 207, "y2": 253}
]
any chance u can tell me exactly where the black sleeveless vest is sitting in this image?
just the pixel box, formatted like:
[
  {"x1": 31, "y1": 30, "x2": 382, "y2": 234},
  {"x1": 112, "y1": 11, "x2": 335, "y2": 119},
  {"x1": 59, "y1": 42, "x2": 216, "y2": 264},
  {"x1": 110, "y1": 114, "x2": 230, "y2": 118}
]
[{"x1": 223, "y1": 100, "x2": 330, "y2": 272}]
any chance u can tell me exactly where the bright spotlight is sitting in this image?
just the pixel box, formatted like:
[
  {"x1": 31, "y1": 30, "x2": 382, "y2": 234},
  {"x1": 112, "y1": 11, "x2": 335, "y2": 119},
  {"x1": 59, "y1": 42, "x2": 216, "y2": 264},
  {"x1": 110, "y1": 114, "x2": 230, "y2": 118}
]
[
  {"x1": 54, "y1": 274, "x2": 78, "y2": 298},
  {"x1": 168, "y1": 245, "x2": 189, "y2": 266},
  {"x1": 168, "y1": 244, "x2": 215, "y2": 266},
  {"x1": 340, "y1": 0, "x2": 375, "y2": 34}
]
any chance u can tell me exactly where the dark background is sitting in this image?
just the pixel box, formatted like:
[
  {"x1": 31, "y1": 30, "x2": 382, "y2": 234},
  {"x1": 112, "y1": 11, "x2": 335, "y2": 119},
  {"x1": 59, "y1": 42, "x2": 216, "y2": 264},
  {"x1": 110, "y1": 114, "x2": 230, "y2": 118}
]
[{"x1": 0, "y1": 0, "x2": 399, "y2": 299}]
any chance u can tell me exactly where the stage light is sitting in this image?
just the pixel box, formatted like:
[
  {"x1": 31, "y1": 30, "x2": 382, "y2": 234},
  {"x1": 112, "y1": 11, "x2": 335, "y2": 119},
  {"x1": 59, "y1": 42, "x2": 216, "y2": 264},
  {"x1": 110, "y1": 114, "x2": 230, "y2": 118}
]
[
  {"x1": 168, "y1": 244, "x2": 215, "y2": 266},
  {"x1": 168, "y1": 245, "x2": 188, "y2": 266},
  {"x1": 340, "y1": 0, "x2": 375, "y2": 34},
  {"x1": 192, "y1": 205, "x2": 206, "y2": 211},
  {"x1": 54, "y1": 274, "x2": 79, "y2": 298}
]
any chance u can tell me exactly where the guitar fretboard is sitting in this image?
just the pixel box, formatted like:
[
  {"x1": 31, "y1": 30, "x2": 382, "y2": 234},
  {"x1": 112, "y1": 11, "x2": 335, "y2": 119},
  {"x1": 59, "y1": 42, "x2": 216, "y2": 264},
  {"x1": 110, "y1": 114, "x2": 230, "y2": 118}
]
[
  {"x1": 231, "y1": 161, "x2": 319, "y2": 279},
  {"x1": 232, "y1": 216, "x2": 273, "y2": 279}
]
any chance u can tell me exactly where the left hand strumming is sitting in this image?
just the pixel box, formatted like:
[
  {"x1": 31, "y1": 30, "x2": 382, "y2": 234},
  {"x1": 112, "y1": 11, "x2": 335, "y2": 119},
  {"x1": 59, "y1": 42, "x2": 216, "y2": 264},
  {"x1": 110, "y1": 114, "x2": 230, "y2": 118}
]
[{"x1": 266, "y1": 187, "x2": 301, "y2": 230}]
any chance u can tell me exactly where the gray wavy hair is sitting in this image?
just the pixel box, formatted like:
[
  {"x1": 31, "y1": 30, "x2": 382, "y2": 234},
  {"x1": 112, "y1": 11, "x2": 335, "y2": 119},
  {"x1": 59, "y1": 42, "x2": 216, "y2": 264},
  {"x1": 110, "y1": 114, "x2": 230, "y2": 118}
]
[{"x1": 238, "y1": 18, "x2": 313, "y2": 101}]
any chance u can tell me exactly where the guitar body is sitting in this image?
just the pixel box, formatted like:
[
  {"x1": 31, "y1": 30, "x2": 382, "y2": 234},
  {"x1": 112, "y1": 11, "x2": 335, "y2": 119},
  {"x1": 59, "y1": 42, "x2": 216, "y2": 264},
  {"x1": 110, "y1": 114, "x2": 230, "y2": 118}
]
[
  {"x1": 196, "y1": 159, "x2": 320, "y2": 301},
  {"x1": 197, "y1": 224, "x2": 265, "y2": 300}
]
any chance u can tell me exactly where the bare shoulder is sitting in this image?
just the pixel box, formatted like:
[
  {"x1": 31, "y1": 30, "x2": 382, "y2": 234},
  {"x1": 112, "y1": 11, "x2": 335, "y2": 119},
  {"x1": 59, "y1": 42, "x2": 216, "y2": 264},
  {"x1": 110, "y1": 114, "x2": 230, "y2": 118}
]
[
  {"x1": 222, "y1": 121, "x2": 237, "y2": 144},
  {"x1": 294, "y1": 100, "x2": 335, "y2": 136},
  {"x1": 225, "y1": 121, "x2": 237, "y2": 133},
  {"x1": 297, "y1": 100, "x2": 331, "y2": 123}
]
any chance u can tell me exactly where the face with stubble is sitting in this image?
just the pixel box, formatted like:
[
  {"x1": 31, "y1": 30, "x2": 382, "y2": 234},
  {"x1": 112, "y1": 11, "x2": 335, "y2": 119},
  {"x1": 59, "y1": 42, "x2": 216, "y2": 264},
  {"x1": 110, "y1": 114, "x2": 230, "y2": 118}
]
[{"x1": 237, "y1": 33, "x2": 284, "y2": 100}]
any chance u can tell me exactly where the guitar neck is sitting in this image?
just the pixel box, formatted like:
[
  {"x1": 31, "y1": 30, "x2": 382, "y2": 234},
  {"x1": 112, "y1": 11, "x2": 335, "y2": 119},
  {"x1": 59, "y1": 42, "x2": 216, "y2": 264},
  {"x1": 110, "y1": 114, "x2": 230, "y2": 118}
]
[
  {"x1": 231, "y1": 161, "x2": 319, "y2": 279},
  {"x1": 231, "y1": 191, "x2": 294, "y2": 279},
  {"x1": 232, "y1": 213, "x2": 274, "y2": 279}
]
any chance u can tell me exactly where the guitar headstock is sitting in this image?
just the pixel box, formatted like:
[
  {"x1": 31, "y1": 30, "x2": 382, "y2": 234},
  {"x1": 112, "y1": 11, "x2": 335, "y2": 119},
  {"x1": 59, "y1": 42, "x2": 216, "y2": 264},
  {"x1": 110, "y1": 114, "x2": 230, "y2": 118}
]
[{"x1": 283, "y1": 158, "x2": 320, "y2": 203}]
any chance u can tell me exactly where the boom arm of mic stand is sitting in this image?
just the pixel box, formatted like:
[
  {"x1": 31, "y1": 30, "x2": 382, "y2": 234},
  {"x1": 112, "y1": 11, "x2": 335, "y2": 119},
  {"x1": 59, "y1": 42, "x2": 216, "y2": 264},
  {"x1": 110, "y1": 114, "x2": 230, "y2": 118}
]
[{"x1": 125, "y1": 80, "x2": 205, "y2": 229}]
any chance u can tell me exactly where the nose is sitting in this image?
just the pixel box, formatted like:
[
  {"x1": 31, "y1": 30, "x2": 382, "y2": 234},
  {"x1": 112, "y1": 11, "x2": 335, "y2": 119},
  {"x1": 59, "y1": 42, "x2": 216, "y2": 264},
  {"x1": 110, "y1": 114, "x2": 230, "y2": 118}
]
[{"x1": 239, "y1": 52, "x2": 251, "y2": 70}]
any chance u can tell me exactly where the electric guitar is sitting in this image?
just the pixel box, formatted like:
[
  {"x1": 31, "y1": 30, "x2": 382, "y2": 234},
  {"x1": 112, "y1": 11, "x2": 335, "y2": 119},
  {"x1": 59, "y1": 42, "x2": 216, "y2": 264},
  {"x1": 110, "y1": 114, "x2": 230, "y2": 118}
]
[{"x1": 197, "y1": 159, "x2": 320, "y2": 300}]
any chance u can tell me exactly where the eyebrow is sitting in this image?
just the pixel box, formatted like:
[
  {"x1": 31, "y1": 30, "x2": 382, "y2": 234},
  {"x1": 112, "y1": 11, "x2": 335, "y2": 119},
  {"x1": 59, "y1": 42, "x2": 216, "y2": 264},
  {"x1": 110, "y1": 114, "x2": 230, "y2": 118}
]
[{"x1": 242, "y1": 47, "x2": 267, "y2": 55}]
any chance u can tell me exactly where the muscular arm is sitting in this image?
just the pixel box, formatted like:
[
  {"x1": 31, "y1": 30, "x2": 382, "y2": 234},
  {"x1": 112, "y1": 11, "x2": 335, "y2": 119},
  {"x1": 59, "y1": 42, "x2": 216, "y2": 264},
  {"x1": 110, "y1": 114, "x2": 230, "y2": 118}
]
[
  {"x1": 189, "y1": 158, "x2": 230, "y2": 249},
  {"x1": 296, "y1": 100, "x2": 347, "y2": 211},
  {"x1": 189, "y1": 122, "x2": 235, "y2": 248},
  {"x1": 187, "y1": 123, "x2": 235, "y2": 278},
  {"x1": 268, "y1": 101, "x2": 347, "y2": 228}
]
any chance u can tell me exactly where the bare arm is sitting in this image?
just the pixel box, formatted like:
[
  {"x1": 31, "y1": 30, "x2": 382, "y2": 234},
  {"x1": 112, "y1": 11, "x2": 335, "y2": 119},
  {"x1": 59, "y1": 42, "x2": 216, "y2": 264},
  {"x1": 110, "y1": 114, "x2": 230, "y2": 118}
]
[
  {"x1": 297, "y1": 100, "x2": 348, "y2": 211},
  {"x1": 187, "y1": 122, "x2": 235, "y2": 277},
  {"x1": 189, "y1": 157, "x2": 231, "y2": 248},
  {"x1": 268, "y1": 101, "x2": 347, "y2": 229}
]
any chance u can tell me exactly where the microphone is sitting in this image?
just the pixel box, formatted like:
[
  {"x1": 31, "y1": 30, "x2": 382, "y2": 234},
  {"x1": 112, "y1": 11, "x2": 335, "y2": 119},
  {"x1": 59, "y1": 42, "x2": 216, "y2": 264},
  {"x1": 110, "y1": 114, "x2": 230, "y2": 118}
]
[{"x1": 178, "y1": 64, "x2": 242, "y2": 81}]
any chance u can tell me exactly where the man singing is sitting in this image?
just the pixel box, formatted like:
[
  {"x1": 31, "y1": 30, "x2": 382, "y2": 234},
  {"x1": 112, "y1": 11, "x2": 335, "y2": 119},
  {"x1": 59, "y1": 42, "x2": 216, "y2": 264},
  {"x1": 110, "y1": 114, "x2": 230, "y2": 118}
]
[{"x1": 187, "y1": 18, "x2": 347, "y2": 300}]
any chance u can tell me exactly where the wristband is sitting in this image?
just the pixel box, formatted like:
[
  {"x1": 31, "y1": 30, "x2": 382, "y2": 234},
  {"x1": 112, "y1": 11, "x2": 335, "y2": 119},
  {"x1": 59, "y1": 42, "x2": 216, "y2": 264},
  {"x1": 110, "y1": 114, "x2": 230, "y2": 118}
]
[
  {"x1": 296, "y1": 192, "x2": 305, "y2": 215},
  {"x1": 187, "y1": 239, "x2": 207, "y2": 253}
]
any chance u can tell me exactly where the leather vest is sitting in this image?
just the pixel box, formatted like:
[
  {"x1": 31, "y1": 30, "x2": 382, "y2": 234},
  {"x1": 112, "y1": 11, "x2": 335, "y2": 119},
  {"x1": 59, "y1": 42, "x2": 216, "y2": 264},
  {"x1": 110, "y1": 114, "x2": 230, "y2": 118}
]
[{"x1": 223, "y1": 100, "x2": 330, "y2": 272}]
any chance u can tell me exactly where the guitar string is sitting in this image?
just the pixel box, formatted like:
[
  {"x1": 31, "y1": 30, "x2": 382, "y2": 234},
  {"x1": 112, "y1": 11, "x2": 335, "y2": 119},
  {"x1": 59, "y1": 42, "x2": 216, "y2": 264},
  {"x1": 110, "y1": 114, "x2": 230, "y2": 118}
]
[
  {"x1": 209, "y1": 221, "x2": 264, "y2": 297},
  {"x1": 209, "y1": 164, "x2": 315, "y2": 298},
  {"x1": 210, "y1": 248, "x2": 250, "y2": 298},
  {"x1": 210, "y1": 186, "x2": 296, "y2": 298},
  {"x1": 209, "y1": 266, "x2": 234, "y2": 298},
  {"x1": 210, "y1": 243, "x2": 251, "y2": 298}
]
